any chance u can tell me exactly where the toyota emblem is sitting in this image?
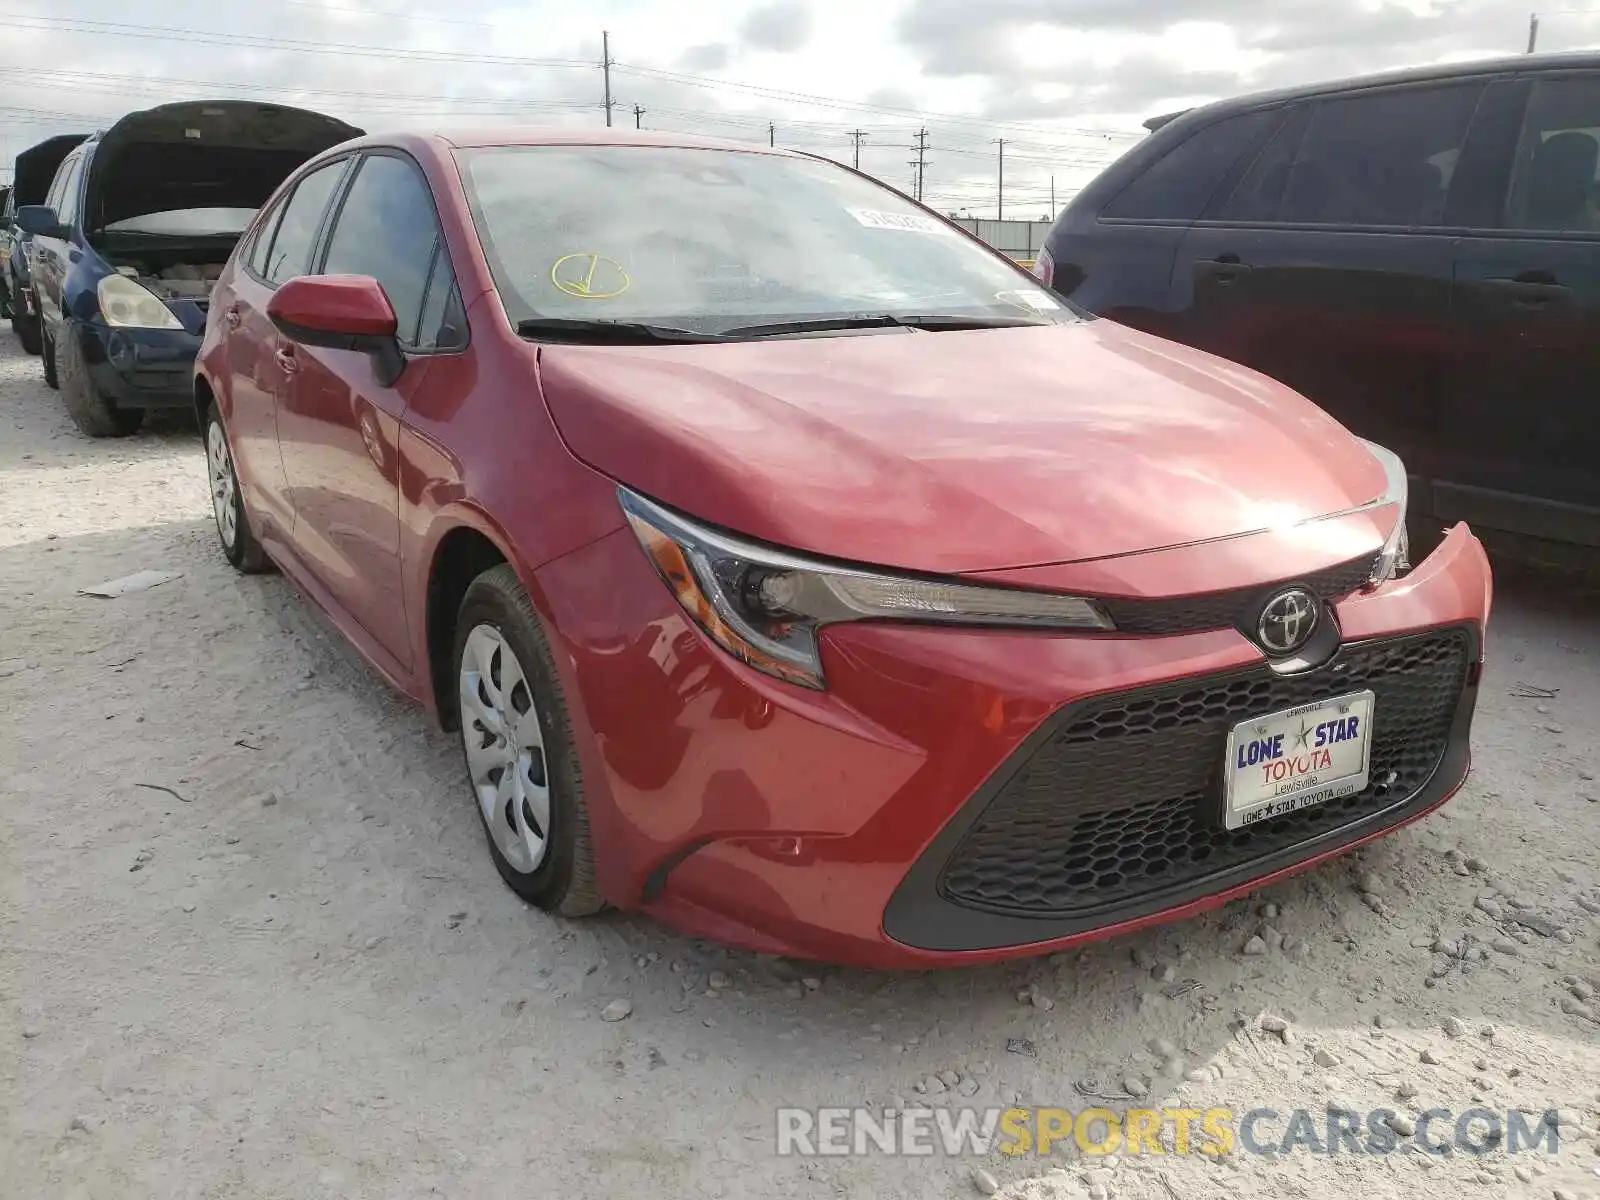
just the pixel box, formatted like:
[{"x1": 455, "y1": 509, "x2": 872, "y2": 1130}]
[{"x1": 1256, "y1": 588, "x2": 1319, "y2": 655}]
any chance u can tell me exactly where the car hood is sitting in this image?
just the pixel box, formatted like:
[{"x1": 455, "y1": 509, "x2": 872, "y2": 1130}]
[
  {"x1": 14, "y1": 133, "x2": 87, "y2": 207},
  {"x1": 537, "y1": 320, "x2": 1390, "y2": 575},
  {"x1": 84, "y1": 101, "x2": 363, "y2": 236}
]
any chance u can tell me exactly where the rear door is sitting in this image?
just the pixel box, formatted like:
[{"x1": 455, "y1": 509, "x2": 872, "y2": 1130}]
[
  {"x1": 1048, "y1": 109, "x2": 1278, "y2": 339},
  {"x1": 220, "y1": 156, "x2": 353, "y2": 542},
  {"x1": 1441, "y1": 70, "x2": 1600, "y2": 548},
  {"x1": 1173, "y1": 80, "x2": 1487, "y2": 479},
  {"x1": 275, "y1": 150, "x2": 460, "y2": 671}
]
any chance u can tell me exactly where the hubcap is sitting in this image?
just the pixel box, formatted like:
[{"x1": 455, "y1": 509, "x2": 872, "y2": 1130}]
[
  {"x1": 207, "y1": 422, "x2": 238, "y2": 549},
  {"x1": 459, "y1": 624, "x2": 551, "y2": 873}
]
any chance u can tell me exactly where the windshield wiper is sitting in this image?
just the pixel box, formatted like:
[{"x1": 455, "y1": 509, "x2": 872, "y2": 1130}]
[
  {"x1": 516, "y1": 317, "x2": 731, "y2": 344},
  {"x1": 719, "y1": 312, "x2": 1053, "y2": 338}
]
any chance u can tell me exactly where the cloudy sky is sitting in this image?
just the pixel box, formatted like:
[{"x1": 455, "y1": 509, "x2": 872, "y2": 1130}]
[{"x1": 3, "y1": 0, "x2": 1597, "y2": 219}]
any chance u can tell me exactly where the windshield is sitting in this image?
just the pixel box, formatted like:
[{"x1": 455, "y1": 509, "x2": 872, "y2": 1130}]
[
  {"x1": 103, "y1": 207, "x2": 257, "y2": 237},
  {"x1": 455, "y1": 145, "x2": 1074, "y2": 335}
]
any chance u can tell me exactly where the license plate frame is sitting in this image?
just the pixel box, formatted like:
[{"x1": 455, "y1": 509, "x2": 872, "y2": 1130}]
[{"x1": 1222, "y1": 690, "x2": 1376, "y2": 831}]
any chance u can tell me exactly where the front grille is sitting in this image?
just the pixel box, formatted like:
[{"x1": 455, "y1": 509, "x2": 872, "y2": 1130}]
[
  {"x1": 1098, "y1": 555, "x2": 1378, "y2": 635},
  {"x1": 938, "y1": 629, "x2": 1469, "y2": 918}
]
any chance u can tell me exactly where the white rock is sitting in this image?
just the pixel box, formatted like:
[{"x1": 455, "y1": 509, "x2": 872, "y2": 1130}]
[
  {"x1": 1442, "y1": 1017, "x2": 1467, "y2": 1038},
  {"x1": 1031, "y1": 992, "x2": 1056, "y2": 1012},
  {"x1": 1260, "y1": 1015, "x2": 1289, "y2": 1034},
  {"x1": 1123, "y1": 1075, "x2": 1149, "y2": 1098},
  {"x1": 1492, "y1": 937, "x2": 1520, "y2": 956},
  {"x1": 1387, "y1": 1112, "x2": 1416, "y2": 1136},
  {"x1": 1358, "y1": 872, "x2": 1383, "y2": 895},
  {"x1": 708, "y1": 971, "x2": 733, "y2": 990},
  {"x1": 1314, "y1": 1048, "x2": 1340, "y2": 1068},
  {"x1": 971, "y1": 1167, "x2": 1000, "y2": 1196},
  {"x1": 600, "y1": 999, "x2": 633, "y2": 1022},
  {"x1": 1242, "y1": 936, "x2": 1268, "y2": 956},
  {"x1": 802, "y1": 977, "x2": 821, "y2": 991},
  {"x1": 1420, "y1": 1049, "x2": 1441, "y2": 1065},
  {"x1": 1149, "y1": 1038, "x2": 1177, "y2": 1058},
  {"x1": 1184, "y1": 1067, "x2": 1211, "y2": 1083},
  {"x1": 1396, "y1": 1080, "x2": 1419, "y2": 1100},
  {"x1": 938, "y1": 1069, "x2": 961, "y2": 1088}
]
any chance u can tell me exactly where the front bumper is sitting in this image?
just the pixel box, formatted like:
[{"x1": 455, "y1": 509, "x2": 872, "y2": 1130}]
[
  {"x1": 536, "y1": 522, "x2": 1492, "y2": 968},
  {"x1": 77, "y1": 320, "x2": 202, "y2": 409}
]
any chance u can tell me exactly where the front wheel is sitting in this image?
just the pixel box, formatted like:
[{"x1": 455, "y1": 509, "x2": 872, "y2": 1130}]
[
  {"x1": 58, "y1": 322, "x2": 141, "y2": 437},
  {"x1": 453, "y1": 565, "x2": 603, "y2": 916}
]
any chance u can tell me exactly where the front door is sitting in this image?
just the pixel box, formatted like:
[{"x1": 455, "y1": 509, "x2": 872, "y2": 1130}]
[
  {"x1": 1442, "y1": 70, "x2": 1600, "y2": 548},
  {"x1": 30, "y1": 147, "x2": 85, "y2": 338},
  {"x1": 275, "y1": 151, "x2": 452, "y2": 672}
]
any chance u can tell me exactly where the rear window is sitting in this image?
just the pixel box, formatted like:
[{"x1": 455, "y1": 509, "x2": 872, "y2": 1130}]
[{"x1": 1103, "y1": 111, "x2": 1277, "y2": 221}]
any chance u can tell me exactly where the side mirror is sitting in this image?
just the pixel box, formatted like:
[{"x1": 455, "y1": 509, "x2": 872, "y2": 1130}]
[
  {"x1": 267, "y1": 274, "x2": 405, "y2": 386},
  {"x1": 16, "y1": 205, "x2": 63, "y2": 237}
]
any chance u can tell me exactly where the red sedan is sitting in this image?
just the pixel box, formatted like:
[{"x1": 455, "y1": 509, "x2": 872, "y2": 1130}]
[{"x1": 195, "y1": 129, "x2": 1493, "y2": 967}]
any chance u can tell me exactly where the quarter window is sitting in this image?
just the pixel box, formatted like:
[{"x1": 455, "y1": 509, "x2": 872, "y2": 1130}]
[
  {"x1": 246, "y1": 198, "x2": 288, "y2": 278},
  {"x1": 1104, "y1": 111, "x2": 1277, "y2": 221},
  {"x1": 262, "y1": 160, "x2": 348, "y2": 285},
  {"x1": 1275, "y1": 83, "x2": 1484, "y2": 227},
  {"x1": 320, "y1": 154, "x2": 442, "y2": 346},
  {"x1": 1505, "y1": 74, "x2": 1600, "y2": 233},
  {"x1": 54, "y1": 153, "x2": 85, "y2": 227}
]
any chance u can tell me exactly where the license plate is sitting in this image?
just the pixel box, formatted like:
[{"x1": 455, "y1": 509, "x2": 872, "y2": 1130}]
[{"x1": 1223, "y1": 690, "x2": 1375, "y2": 830}]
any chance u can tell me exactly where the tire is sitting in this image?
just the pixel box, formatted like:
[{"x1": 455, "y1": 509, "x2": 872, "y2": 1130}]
[
  {"x1": 58, "y1": 323, "x2": 143, "y2": 437},
  {"x1": 204, "y1": 405, "x2": 270, "y2": 573},
  {"x1": 14, "y1": 311, "x2": 41, "y2": 355},
  {"x1": 453, "y1": 564, "x2": 603, "y2": 916},
  {"x1": 41, "y1": 324, "x2": 58, "y2": 388}
]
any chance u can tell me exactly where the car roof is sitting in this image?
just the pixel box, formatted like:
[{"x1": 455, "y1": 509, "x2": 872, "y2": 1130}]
[
  {"x1": 1153, "y1": 49, "x2": 1600, "y2": 127},
  {"x1": 333, "y1": 126, "x2": 803, "y2": 157}
]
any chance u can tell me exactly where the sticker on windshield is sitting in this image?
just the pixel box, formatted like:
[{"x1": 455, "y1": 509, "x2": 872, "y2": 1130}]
[
  {"x1": 847, "y1": 208, "x2": 956, "y2": 236},
  {"x1": 551, "y1": 253, "x2": 631, "y2": 300},
  {"x1": 995, "y1": 288, "x2": 1061, "y2": 313}
]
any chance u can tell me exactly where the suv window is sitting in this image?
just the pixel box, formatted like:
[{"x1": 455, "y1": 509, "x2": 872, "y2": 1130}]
[
  {"x1": 263, "y1": 159, "x2": 347, "y2": 285},
  {"x1": 1104, "y1": 110, "x2": 1277, "y2": 221},
  {"x1": 54, "y1": 152, "x2": 86, "y2": 227},
  {"x1": 1276, "y1": 83, "x2": 1485, "y2": 226},
  {"x1": 320, "y1": 153, "x2": 442, "y2": 346},
  {"x1": 1215, "y1": 106, "x2": 1310, "y2": 222},
  {"x1": 45, "y1": 152, "x2": 78, "y2": 219},
  {"x1": 1505, "y1": 73, "x2": 1600, "y2": 233}
]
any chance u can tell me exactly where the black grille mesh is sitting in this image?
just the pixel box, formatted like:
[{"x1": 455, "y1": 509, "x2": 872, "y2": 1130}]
[
  {"x1": 1099, "y1": 555, "x2": 1378, "y2": 635},
  {"x1": 938, "y1": 629, "x2": 1469, "y2": 917}
]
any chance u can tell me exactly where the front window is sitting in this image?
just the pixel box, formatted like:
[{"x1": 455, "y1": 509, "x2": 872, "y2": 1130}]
[
  {"x1": 455, "y1": 145, "x2": 1073, "y2": 335},
  {"x1": 103, "y1": 207, "x2": 258, "y2": 237}
]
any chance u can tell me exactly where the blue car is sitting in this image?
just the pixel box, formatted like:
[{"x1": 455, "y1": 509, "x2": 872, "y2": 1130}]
[
  {"x1": 3, "y1": 134, "x2": 87, "y2": 355},
  {"x1": 19, "y1": 99, "x2": 361, "y2": 436}
]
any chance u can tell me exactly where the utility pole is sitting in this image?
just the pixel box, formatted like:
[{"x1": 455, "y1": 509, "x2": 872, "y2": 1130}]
[
  {"x1": 1527, "y1": 11, "x2": 1540, "y2": 52},
  {"x1": 633, "y1": 104, "x2": 645, "y2": 129},
  {"x1": 601, "y1": 31, "x2": 614, "y2": 127},
  {"x1": 768, "y1": 121, "x2": 776, "y2": 147},
  {"x1": 994, "y1": 138, "x2": 1008, "y2": 221},
  {"x1": 849, "y1": 129, "x2": 867, "y2": 170},
  {"x1": 908, "y1": 127, "x2": 930, "y2": 202},
  {"x1": 1050, "y1": 174, "x2": 1056, "y2": 220}
]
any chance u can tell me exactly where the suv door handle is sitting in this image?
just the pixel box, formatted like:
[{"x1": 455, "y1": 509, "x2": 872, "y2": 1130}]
[
  {"x1": 1199, "y1": 256, "x2": 1252, "y2": 285},
  {"x1": 1481, "y1": 277, "x2": 1571, "y2": 308},
  {"x1": 274, "y1": 344, "x2": 299, "y2": 375}
]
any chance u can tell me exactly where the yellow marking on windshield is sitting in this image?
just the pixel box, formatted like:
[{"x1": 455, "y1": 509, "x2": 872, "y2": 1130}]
[{"x1": 551, "y1": 253, "x2": 631, "y2": 300}]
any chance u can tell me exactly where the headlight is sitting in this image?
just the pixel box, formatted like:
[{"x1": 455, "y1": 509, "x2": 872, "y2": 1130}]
[
  {"x1": 97, "y1": 273, "x2": 181, "y2": 330},
  {"x1": 1360, "y1": 439, "x2": 1410, "y2": 585},
  {"x1": 620, "y1": 488, "x2": 1113, "y2": 689}
]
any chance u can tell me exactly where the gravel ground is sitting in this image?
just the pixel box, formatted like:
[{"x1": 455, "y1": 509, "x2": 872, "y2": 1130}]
[{"x1": 2, "y1": 331, "x2": 1598, "y2": 1200}]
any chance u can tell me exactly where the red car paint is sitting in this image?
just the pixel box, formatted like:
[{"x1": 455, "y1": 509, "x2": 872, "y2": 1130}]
[{"x1": 197, "y1": 129, "x2": 1493, "y2": 968}]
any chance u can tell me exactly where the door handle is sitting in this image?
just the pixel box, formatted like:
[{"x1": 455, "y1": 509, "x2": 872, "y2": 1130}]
[
  {"x1": 274, "y1": 344, "x2": 299, "y2": 375},
  {"x1": 1200, "y1": 257, "x2": 1252, "y2": 285},
  {"x1": 223, "y1": 305, "x2": 241, "y2": 330},
  {"x1": 1480, "y1": 277, "x2": 1571, "y2": 308}
]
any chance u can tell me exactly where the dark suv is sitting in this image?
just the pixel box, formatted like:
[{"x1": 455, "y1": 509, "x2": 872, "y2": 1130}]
[
  {"x1": 1037, "y1": 52, "x2": 1600, "y2": 560},
  {"x1": 2, "y1": 134, "x2": 87, "y2": 355}
]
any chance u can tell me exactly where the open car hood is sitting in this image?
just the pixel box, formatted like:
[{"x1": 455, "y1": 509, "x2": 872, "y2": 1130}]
[
  {"x1": 14, "y1": 134, "x2": 87, "y2": 207},
  {"x1": 83, "y1": 101, "x2": 363, "y2": 236}
]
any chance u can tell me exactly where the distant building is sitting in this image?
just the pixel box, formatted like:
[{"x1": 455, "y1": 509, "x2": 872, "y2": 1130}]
[{"x1": 948, "y1": 218, "x2": 1053, "y2": 267}]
